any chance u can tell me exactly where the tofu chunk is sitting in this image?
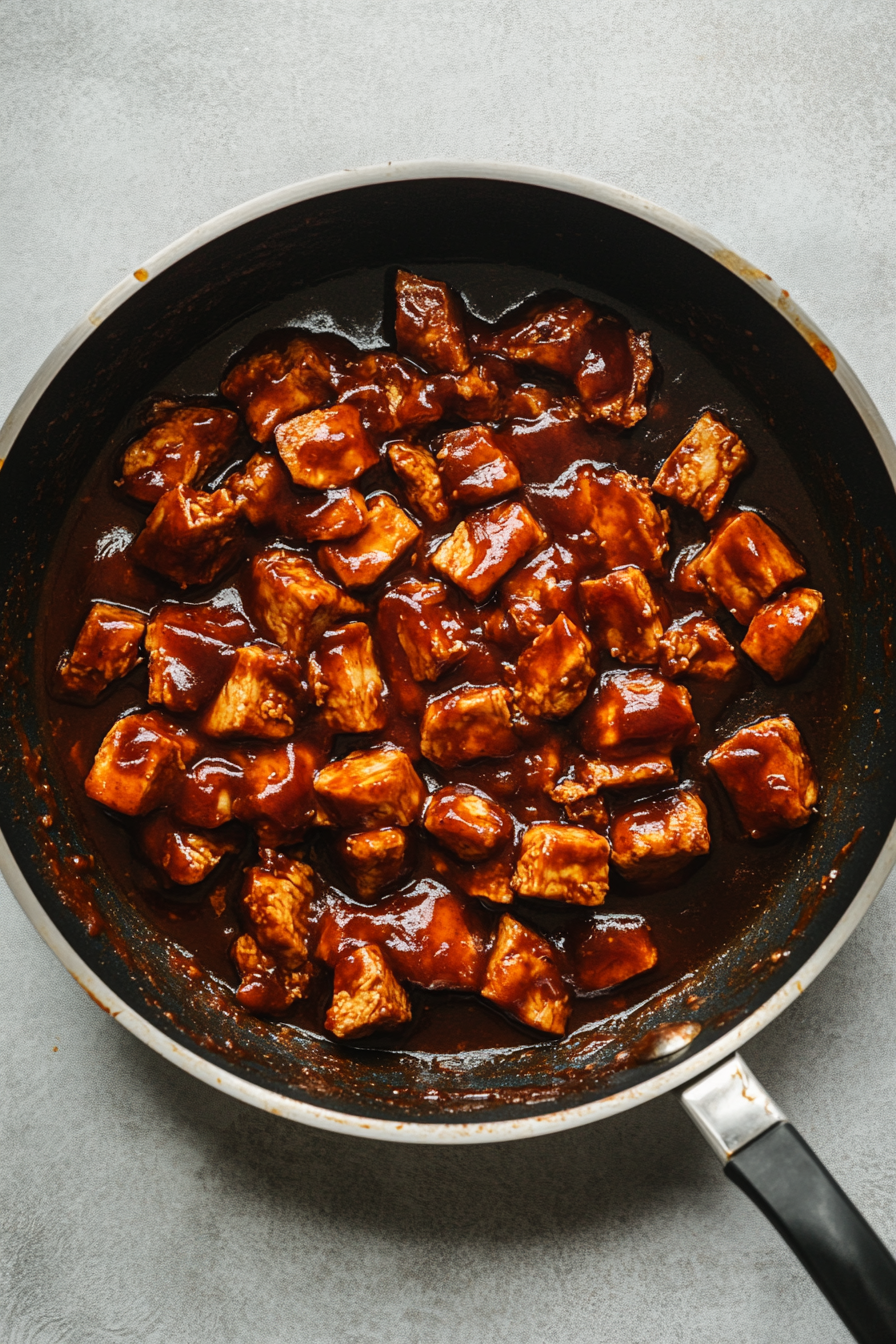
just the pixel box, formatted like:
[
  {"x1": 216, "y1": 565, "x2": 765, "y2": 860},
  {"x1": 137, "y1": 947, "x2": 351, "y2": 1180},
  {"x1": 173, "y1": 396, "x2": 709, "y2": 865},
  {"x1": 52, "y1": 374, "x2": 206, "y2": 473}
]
[
  {"x1": 610, "y1": 789, "x2": 710, "y2": 882},
  {"x1": 500, "y1": 543, "x2": 579, "y2": 639},
  {"x1": 325, "y1": 944, "x2": 412, "y2": 1039},
  {"x1": 250, "y1": 549, "x2": 363, "y2": 657},
  {"x1": 120, "y1": 402, "x2": 240, "y2": 503},
  {"x1": 308, "y1": 621, "x2": 386, "y2": 732},
  {"x1": 228, "y1": 453, "x2": 369, "y2": 541},
  {"x1": 130, "y1": 485, "x2": 243, "y2": 588},
  {"x1": 581, "y1": 670, "x2": 697, "y2": 755},
  {"x1": 481, "y1": 914, "x2": 571, "y2": 1035},
  {"x1": 388, "y1": 579, "x2": 468, "y2": 682},
  {"x1": 340, "y1": 828, "x2": 408, "y2": 899},
  {"x1": 473, "y1": 297, "x2": 596, "y2": 377},
  {"x1": 319, "y1": 493, "x2": 421, "y2": 589},
  {"x1": 274, "y1": 403, "x2": 378, "y2": 489},
  {"x1": 575, "y1": 321, "x2": 653, "y2": 429},
  {"x1": 432, "y1": 500, "x2": 546, "y2": 602},
  {"x1": 511, "y1": 823, "x2": 610, "y2": 905},
  {"x1": 242, "y1": 851, "x2": 314, "y2": 969},
  {"x1": 220, "y1": 334, "x2": 337, "y2": 443},
  {"x1": 658, "y1": 615, "x2": 738, "y2": 681},
  {"x1": 550, "y1": 752, "x2": 676, "y2": 804},
  {"x1": 337, "y1": 351, "x2": 444, "y2": 433},
  {"x1": 233, "y1": 740, "x2": 326, "y2": 844},
  {"x1": 420, "y1": 684, "x2": 519, "y2": 768},
  {"x1": 453, "y1": 856, "x2": 515, "y2": 904},
  {"x1": 146, "y1": 601, "x2": 251, "y2": 713},
  {"x1": 580, "y1": 566, "x2": 664, "y2": 664},
  {"x1": 387, "y1": 442, "x2": 449, "y2": 522},
  {"x1": 708, "y1": 715, "x2": 818, "y2": 839},
  {"x1": 201, "y1": 644, "x2": 307, "y2": 739},
  {"x1": 512, "y1": 614, "x2": 595, "y2": 719},
  {"x1": 653, "y1": 411, "x2": 751, "y2": 521},
  {"x1": 586, "y1": 472, "x2": 670, "y2": 574},
  {"x1": 741, "y1": 587, "x2": 828, "y2": 680},
  {"x1": 435, "y1": 425, "x2": 521, "y2": 505},
  {"x1": 692, "y1": 511, "x2": 806, "y2": 624},
  {"x1": 424, "y1": 786, "x2": 512, "y2": 861},
  {"x1": 85, "y1": 711, "x2": 198, "y2": 816},
  {"x1": 313, "y1": 746, "x2": 425, "y2": 828},
  {"x1": 57, "y1": 602, "x2": 146, "y2": 701},
  {"x1": 571, "y1": 915, "x2": 658, "y2": 994},
  {"x1": 139, "y1": 812, "x2": 236, "y2": 885},
  {"x1": 394, "y1": 270, "x2": 471, "y2": 374},
  {"x1": 232, "y1": 934, "x2": 311, "y2": 1014}
]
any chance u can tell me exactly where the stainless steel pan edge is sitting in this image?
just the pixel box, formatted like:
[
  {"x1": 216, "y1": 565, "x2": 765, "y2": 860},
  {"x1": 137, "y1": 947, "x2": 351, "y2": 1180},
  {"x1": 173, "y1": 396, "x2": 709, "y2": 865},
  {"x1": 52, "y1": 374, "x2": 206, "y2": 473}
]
[{"x1": 3, "y1": 159, "x2": 895, "y2": 1145}]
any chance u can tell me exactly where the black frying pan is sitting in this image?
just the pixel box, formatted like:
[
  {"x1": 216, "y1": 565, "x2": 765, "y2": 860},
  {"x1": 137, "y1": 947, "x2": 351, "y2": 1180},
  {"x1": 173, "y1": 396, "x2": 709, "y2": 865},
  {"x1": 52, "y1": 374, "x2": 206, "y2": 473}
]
[{"x1": 2, "y1": 166, "x2": 895, "y2": 1339}]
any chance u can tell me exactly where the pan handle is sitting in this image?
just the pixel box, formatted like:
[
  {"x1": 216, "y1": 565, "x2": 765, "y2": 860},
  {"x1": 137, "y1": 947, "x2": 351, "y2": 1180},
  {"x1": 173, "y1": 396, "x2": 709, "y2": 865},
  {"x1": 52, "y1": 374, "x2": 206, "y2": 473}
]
[{"x1": 681, "y1": 1054, "x2": 896, "y2": 1344}]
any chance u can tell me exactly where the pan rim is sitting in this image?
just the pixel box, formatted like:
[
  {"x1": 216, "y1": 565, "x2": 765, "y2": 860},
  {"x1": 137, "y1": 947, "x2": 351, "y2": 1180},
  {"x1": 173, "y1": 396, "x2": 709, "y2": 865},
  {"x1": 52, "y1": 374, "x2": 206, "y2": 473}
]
[{"x1": 3, "y1": 158, "x2": 895, "y2": 1143}]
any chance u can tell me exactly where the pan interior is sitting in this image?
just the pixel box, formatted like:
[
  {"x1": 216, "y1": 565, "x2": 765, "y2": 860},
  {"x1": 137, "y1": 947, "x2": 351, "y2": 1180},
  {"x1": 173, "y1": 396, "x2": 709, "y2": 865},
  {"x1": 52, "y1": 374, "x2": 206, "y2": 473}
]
[{"x1": 2, "y1": 176, "x2": 895, "y2": 1124}]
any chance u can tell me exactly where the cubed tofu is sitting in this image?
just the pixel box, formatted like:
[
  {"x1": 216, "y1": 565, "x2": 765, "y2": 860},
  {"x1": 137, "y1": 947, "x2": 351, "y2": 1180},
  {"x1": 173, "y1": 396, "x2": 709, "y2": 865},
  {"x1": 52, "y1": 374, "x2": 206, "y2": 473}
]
[
  {"x1": 610, "y1": 789, "x2": 710, "y2": 882},
  {"x1": 120, "y1": 402, "x2": 240, "y2": 503},
  {"x1": 388, "y1": 579, "x2": 468, "y2": 682},
  {"x1": 340, "y1": 828, "x2": 407, "y2": 899},
  {"x1": 658, "y1": 615, "x2": 738, "y2": 680},
  {"x1": 242, "y1": 851, "x2": 314, "y2": 969},
  {"x1": 513, "y1": 614, "x2": 595, "y2": 719},
  {"x1": 232, "y1": 933, "x2": 311, "y2": 1014},
  {"x1": 424, "y1": 786, "x2": 512, "y2": 861},
  {"x1": 130, "y1": 485, "x2": 243, "y2": 588},
  {"x1": 511, "y1": 823, "x2": 610, "y2": 905},
  {"x1": 325, "y1": 944, "x2": 412, "y2": 1039},
  {"x1": 550, "y1": 752, "x2": 676, "y2": 804},
  {"x1": 432, "y1": 500, "x2": 546, "y2": 602},
  {"x1": 139, "y1": 811, "x2": 236, "y2": 885},
  {"x1": 394, "y1": 270, "x2": 471, "y2": 374},
  {"x1": 175, "y1": 754, "x2": 244, "y2": 829},
  {"x1": 581, "y1": 670, "x2": 697, "y2": 755},
  {"x1": 473, "y1": 297, "x2": 595, "y2": 377},
  {"x1": 581, "y1": 566, "x2": 664, "y2": 664},
  {"x1": 201, "y1": 644, "x2": 307, "y2": 739},
  {"x1": 453, "y1": 856, "x2": 515, "y2": 904},
  {"x1": 500, "y1": 543, "x2": 578, "y2": 639},
  {"x1": 481, "y1": 914, "x2": 571, "y2": 1035},
  {"x1": 145, "y1": 601, "x2": 251, "y2": 713},
  {"x1": 250, "y1": 549, "x2": 364, "y2": 657},
  {"x1": 692, "y1": 511, "x2": 806, "y2": 624},
  {"x1": 313, "y1": 746, "x2": 425, "y2": 828},
  {"x1": 337, "y1": 352, "x2": 444, "y2": 433},
  {"x1": 220, "y1": 334, "x2": 337, "y2": 443},
  {"x1": 653, "y1": 411, "x2": 751, "y2": 521},
  {"x1": 420, "y1": 684, "x2": 519, "y2": 768},
  {"x1": 387, "y1": 442, "x2": 449, "y2": 522},
  {"x1": 708, "y1": 715, "x2": 818, "y2": 839},
  {"x1": 319, "y1": 493, "x2": 421, "y2": 589},
  {"x1": 741, "y1": 587, "x2": 828, "y2": 680},
  {"x1": 57, "y1": 602, "x2": 146, "y2": 701},
  {"x1": 84, "y1": 711, "x2": 198, "y2": 816},
  {"x1": 274, "y1": 403, "x2": 378, "y2": 489},
  {"x1": 308, "y1": 621, "x2": 386, "y2": 732},
  {"x1": 586, "y1": 472, "x2": 669, "y2": 574},
  {"x1": 228, "y1": 453, "x2": 369, "y2": 541},
  {"x1": 571, "y1": 915, "x2": 658, "y2": 993},
  {"x1": 232, "y1": 739, "x2": 326, "y2": 844},
  {"x1": 435, "y1": 425, "x2": 521, "y2": 505},
  {"x1": 575, "y1": 321, "x2": 653, "y2": 429}
]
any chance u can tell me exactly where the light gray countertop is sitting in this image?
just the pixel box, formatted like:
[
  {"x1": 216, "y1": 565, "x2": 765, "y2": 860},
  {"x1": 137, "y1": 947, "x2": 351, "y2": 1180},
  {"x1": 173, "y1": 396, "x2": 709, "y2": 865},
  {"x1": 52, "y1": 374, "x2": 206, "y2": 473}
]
[{"x1": 3, "y1": 3, "x2": 896, "y2": 1340}]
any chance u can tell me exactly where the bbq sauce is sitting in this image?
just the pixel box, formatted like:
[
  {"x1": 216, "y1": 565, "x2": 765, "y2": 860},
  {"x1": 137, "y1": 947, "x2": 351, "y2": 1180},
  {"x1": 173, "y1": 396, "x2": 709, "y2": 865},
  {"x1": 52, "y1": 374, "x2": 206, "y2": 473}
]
[{"x1": 36, "y1": 263, "x2": 843, "y2": 1056}]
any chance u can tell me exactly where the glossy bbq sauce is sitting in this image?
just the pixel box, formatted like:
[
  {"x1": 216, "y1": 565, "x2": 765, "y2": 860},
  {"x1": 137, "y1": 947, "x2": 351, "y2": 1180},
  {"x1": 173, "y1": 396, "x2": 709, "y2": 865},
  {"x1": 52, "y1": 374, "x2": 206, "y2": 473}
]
[{"x1": 36, "y1": 264, "x2": 843, "y2": 1057}]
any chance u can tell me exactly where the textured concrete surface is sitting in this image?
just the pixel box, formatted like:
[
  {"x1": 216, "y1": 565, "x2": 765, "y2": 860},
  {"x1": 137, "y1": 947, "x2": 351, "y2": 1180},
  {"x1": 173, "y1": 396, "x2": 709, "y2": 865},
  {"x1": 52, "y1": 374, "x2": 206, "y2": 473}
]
[{"x1": 2, "y1": 2, "x2": 896, "y2": 1340}]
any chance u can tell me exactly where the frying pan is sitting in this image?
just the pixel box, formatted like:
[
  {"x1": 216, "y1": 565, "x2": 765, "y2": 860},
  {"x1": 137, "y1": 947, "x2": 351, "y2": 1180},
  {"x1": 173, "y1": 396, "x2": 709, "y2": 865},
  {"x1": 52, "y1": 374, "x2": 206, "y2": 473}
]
[{"x1": 2, "y1": 163, "x2": 896, "y2": 1339}]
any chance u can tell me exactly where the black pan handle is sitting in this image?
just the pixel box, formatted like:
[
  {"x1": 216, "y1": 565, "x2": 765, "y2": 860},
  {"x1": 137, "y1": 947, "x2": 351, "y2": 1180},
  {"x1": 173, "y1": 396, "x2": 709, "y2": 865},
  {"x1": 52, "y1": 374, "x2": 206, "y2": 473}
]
[{"x1": 681, "y1": 1054, "x2": 896, "y2": 1343}]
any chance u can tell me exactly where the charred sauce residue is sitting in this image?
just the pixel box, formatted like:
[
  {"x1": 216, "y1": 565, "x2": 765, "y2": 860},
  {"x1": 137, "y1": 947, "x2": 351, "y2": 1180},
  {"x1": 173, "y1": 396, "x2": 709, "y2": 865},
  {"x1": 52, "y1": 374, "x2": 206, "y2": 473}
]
[{"x1": 28, "y1": 263, "x2": 863, "y2": 1108}]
